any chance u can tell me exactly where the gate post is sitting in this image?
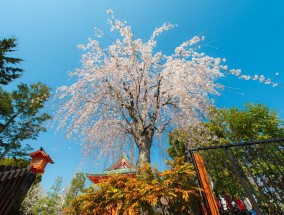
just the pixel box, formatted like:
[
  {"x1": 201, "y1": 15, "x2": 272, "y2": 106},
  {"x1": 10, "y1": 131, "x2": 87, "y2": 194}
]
[{"x1": 188, "y1": 150, "x2": 212, "y2": 215}]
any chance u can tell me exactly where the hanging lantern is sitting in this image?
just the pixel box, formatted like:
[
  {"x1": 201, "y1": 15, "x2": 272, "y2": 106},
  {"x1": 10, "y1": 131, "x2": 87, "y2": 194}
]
[{"x1": 29, "y1": 147, "x2": 54, "y2": 173}]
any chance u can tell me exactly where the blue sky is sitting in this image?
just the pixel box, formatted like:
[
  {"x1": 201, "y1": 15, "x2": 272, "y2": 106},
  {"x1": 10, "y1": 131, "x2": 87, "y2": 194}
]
[{"x1": 1, "y1": 0, "x2": 283, "y2": 191}]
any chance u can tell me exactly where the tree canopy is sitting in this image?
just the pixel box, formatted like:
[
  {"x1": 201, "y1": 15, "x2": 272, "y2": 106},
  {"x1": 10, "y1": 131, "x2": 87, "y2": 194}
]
[
  {"x1": 168, "y1": 103, "x2": 284, "y2": 158},
  {"x1": 63, "y1": 172, "x2": 86, "y2": 208},
  {"x1": 55, "y1": 10, "x2": 274, "y2": 167},
  {"x1": 0, "y1": 37, "x2": 51, "y2": 160},
  {"x1": 0, "y1": 83, "x2": 51, "y2": 159},
  {"x1": 0, "y1": 37, "x2": 23, "y2": 85},
  {"x1": 33, "y1": 176, "x2": 63, "y2": 215}
]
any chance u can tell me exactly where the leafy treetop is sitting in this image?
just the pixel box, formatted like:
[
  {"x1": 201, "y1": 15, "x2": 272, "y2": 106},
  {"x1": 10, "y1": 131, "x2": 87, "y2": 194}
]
[
  {"x1": 0, "y1": 82, "x2": 51, "y2": 159},
  {"x1": 168, "y1": 103, "x2": 284, "y2": 158},
  {"x1": 0, "y1": 37, "x2": 23, "y2": 85}
]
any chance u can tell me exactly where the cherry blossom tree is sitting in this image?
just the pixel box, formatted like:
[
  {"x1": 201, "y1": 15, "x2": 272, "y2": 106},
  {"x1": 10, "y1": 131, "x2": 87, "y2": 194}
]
[
  {"x1": 55, "y1": 9, "x2": 275, "y2": 167},
  {"x1": 21, "y1": 183, "x2": 44, "y2": 215}
]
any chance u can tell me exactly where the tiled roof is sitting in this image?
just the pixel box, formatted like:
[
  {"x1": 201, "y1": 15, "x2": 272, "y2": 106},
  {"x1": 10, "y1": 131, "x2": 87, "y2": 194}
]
[{"x1": 86, "y1": 153, "x2": 137, "y2": 180}]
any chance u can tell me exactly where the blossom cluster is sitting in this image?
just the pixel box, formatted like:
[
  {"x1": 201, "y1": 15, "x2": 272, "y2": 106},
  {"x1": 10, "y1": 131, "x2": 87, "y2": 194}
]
[{"x1": 229, "y1": 69, "x2": 278, "y2": 87}]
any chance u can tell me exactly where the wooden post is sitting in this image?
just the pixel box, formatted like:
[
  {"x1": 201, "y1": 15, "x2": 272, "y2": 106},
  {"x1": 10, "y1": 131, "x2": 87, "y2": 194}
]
[{"x1": 194, "y1": 153, "x2": 220, "y2": 215}]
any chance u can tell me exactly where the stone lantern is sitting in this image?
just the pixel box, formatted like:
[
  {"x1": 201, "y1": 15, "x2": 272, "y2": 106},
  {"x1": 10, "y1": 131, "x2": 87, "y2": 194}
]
[{"x1": 29, "y1": 147, "x2": 54, "y2": 173}]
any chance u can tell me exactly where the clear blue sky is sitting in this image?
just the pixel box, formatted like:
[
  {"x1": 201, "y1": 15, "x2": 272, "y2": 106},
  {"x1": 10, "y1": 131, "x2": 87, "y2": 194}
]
[{"x1": 1, "y1": 0, "x2": 283, "y2": 191}]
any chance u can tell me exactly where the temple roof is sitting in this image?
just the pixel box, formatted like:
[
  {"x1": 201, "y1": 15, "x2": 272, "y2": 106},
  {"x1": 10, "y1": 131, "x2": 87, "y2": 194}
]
[
  {"x1": 105, "y1": 153, "x2": 136, "y2": 171},
  {"x1": 29, "y1": 147, "x2": 54, "y2": 164},
  {"x1": 86, "y1": 153, "x2": 137, "y2": 183}
]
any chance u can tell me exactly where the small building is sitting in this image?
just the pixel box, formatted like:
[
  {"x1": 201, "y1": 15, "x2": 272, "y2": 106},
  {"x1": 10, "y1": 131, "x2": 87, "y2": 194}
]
[{"x1": 87, "y1": 153, "x2": 137, "y2": 184}]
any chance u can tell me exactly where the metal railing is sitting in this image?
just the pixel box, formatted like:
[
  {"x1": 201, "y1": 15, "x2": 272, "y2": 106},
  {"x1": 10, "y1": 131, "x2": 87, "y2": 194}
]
[{"x1": 187, "y1": 138, "x2": 284, "y2": 215}]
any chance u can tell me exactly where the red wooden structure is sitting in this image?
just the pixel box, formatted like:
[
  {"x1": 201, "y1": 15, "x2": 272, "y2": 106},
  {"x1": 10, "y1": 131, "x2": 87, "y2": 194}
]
[
  {"x1": 87, "y1": 153, "x2": 137, "y2": 184},
  {"x1": 29, "y1": 147, "x2": 54, "y2": 174}
]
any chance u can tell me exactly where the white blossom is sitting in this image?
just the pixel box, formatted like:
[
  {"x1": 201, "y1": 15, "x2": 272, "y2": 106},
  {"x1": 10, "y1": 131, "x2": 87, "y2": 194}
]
[
  {"x1": 21, "y1": 183, "x2": 44, "y2": 215},
  {"x1": 106, "y1": 9, "x2": 113, "y2": 14},
  {"x1": 253, "y1": 74, "x2": 258, "y2": 80},
  {"x1": 265, "y1": 78, "x2": 271, "y2": 85},
  {"x1": 259, "y1": 75, "x2": 265, "y2": 82},
  {"x1": 55, "y1": 10, "x2": 277, "y2": 166}
]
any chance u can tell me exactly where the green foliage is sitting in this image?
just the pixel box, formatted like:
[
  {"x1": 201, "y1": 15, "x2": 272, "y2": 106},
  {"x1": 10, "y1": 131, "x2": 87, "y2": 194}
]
[
  {"x1": 168, "y1": 103, "x2": 284, "y2": 158},
  {"x1": 63, "y1": 172, "x2": 86, "y2": 208},
  {"x1": 0, "y1": 37, "x2": 23, "y2": 85},
  {"x1": 64, "y1": 158, "x2": 200, "y2": 215},
  {"x1": 0, "y1": 37, "x2": 52, "y2": 214},
  {"x1": 0, "y1": 82, "x2": 51, "y2": 159},
  {"x1": 206, "y1": 103, "x2": 284, "y2": 143},
  {"x1": 34, "y1": 176, "x2": 63, "y2": 215},
  {"x1": 167, "y1": 129, "x2": 189, "y2": 161},
  {"x1": 0, "y1": 156, "x2": 29, "y2": 167},
  {"x1": 0, "y1": 88, "x2": 13, "y2": 116},
  {"x1": 0, "y1": 36, "x2": 51, "y2": 159}
]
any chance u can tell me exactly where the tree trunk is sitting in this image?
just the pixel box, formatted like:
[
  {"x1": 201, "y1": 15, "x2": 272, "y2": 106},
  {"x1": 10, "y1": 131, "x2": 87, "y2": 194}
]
[{"x1": 136, "y1": 135, "x2": 152, "y2": 168}]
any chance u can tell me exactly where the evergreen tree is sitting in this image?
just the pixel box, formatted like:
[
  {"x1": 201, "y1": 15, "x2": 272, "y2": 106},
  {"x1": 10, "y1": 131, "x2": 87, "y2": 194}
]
[
  {"x1": 0, "y1": 37, "x2": 51, "y2": 160},
  {"x1": 63, "y1": 172, "x2": 85, "y2": 208},
  {"x1": 34, "y1": 176, "x2": 63, "y2": 215},
  {"x1": 0, "y1": 37, "x2": 23, "y2": 85},
  {"x1": 0, "y1": 82, "x2": 51, "y2": 159}
]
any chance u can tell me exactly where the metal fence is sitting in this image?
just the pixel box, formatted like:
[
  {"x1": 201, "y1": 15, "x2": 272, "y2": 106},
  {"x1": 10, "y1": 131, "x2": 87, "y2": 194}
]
[{"x1": 187, "y1": 138, "x2": 284, "y2": 215}]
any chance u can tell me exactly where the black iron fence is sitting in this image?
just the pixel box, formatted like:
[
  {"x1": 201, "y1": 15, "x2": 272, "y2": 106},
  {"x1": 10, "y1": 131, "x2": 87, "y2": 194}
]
[{"x1": 187, "y1": 138, "x2": 284, "y2": 215}]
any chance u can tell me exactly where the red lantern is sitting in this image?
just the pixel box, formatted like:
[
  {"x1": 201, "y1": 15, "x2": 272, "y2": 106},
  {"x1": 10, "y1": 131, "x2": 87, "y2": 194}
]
[{"x1": 29, "y1": 147, "x2": 54, "y2": 173}]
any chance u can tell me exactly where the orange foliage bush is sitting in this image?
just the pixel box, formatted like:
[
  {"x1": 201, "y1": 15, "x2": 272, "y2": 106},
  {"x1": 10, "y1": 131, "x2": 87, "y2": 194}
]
[{"x1": 64, "y1": 157, "x2": 200, "y2": 215}]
